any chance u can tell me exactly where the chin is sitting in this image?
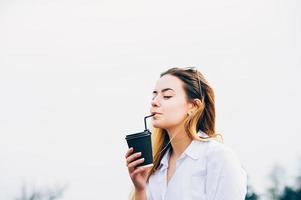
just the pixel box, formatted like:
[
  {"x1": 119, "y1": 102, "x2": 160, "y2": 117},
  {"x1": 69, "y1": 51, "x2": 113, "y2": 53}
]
[
  {"x1": 152, "y1": 121, "x2": 165, "y2": 129},
  {"x1": 152, "y1": 123, "x2": 161, "y2": 128},
  {"x1": 152, "y1": 122, "x2": 172, "y2": 130}
]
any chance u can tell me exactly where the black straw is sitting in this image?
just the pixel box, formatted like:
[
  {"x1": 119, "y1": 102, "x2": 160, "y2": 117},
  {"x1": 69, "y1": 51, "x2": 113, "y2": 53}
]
[{"x1": 144, "y1": 114, "x2": 155, "y2": 131}]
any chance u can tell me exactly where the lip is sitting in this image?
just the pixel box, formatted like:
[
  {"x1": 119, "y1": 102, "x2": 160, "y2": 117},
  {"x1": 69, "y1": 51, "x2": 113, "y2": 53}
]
[{"x1": 151, "y1": 112, "x2": 162, "y2": 115}]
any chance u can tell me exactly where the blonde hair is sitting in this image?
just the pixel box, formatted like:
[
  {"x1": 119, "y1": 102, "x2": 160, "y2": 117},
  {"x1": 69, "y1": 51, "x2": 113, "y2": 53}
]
[{"x1": 129, "y1": 67, "x2": 223, "y2": 199}]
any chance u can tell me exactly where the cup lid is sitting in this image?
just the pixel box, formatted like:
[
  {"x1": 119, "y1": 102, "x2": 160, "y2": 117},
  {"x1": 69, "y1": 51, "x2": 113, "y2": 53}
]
[{"x1": 125, "y1": 130, "x2": 151, "y2": 140}]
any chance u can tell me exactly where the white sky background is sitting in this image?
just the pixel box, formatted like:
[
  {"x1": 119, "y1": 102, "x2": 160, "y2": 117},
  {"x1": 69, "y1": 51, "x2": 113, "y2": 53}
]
[{"x1": 0, "y1": 0, "x2": 300, "y2": 199}]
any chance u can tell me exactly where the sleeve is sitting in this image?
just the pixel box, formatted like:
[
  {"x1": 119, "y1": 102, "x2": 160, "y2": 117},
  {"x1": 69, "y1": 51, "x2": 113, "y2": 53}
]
[{"x1": 205, "y1": 145, "x2": 247, "y2": 200}]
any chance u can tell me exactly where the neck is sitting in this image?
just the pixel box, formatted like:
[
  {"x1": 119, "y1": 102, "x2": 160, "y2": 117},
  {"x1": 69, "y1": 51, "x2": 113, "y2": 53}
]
[{"x1": 165, "y1": 126, "x2": 192, "y2": 158}]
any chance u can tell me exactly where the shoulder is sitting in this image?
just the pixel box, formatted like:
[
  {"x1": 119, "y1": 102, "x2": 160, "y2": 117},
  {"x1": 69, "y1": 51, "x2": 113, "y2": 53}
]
[
  {"x1": 196, "y1": 131, "x2": 239, "y2": 162},
  {"x1": 205, "y1": 140, "x2": 243, "y2": 169},
  {"x1": 206, "y1": 140, "x2": 234, "y2": 155}
]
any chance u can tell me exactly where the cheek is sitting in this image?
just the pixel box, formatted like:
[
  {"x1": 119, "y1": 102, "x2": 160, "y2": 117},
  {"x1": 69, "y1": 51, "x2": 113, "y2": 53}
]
[
  {"x1": 162, "y1": 101, "x2": 188, "y2": 124},
  {"x1": 166, "y1": 107, "x2": 187, "y2": 121}
]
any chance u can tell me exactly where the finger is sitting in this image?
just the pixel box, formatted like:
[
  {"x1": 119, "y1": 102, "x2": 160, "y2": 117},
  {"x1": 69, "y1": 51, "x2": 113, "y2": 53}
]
[
  {"x1": 126, "y1": 152, "x2": 142, "y2": 165},
  {"x1": 130, "y1": 165, "x2": 150, "y2": 177},
  {"x1": 128, "y1": 158, "x2": 144, "y2": 171},
  {"x1": 125, "y1": 147, "x2": 134, "y2": 158}
]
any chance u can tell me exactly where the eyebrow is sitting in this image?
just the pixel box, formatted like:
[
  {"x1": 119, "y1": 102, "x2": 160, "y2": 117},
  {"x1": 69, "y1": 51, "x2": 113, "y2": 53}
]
[{"x1": 152, "y1": 88, "x2": 175, "y2": 94}]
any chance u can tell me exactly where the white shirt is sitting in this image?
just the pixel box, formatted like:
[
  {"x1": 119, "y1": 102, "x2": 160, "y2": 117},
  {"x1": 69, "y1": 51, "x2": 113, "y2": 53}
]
[{"x1": 146, "y1": 132, "x2": 247, "y2": 200}]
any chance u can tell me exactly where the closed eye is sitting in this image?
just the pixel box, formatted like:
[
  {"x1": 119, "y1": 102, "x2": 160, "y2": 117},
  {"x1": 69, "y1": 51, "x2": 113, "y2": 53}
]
[{"x1": 151, "y1": 95, "x2": 173, "y2": 100}]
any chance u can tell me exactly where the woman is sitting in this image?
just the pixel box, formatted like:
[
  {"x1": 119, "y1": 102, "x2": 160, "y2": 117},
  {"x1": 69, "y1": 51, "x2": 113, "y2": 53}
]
[{"x1": 125, "y1": 67, "x2": 247, "y2": 200}]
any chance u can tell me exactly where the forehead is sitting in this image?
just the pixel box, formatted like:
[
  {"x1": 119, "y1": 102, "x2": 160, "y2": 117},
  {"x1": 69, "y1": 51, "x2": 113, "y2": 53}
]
[{"x1": 153, "y1": 74, "x2": 184, "y2": 93}]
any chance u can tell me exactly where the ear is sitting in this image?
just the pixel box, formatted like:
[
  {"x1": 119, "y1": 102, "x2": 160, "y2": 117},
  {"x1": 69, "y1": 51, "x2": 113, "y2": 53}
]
[{"x1": 188, "y1": 99, "x2": 202, "y2": 111}]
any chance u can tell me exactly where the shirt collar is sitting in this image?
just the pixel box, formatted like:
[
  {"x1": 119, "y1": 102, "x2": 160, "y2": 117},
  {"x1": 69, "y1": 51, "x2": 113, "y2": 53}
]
[
  {"x1": 158, "y1": 131, "x2": 209, "y2": 170},
  {"x1": 159, "y1": 148, "x2": 170, "y2": 170}
]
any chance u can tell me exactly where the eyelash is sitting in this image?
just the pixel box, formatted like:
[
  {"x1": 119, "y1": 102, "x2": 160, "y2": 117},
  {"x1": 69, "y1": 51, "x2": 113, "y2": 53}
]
[{"x1": 152, "y1": 96, "x2": 172, "y2": 100}]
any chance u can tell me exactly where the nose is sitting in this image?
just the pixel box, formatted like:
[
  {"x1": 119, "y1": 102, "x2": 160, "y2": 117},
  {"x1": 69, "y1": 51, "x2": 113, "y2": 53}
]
[{"x1": 151, "y1": 96, "x2": 160, "y2": 107}]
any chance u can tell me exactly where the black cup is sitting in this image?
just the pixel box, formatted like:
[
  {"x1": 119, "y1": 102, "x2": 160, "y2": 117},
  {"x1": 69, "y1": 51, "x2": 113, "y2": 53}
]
[{"x1": 125, "y1": 130, "x2": 153, "y2": 168}]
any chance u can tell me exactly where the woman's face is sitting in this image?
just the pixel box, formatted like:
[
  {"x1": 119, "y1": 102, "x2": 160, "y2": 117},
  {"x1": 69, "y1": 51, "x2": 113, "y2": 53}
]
[{"x1": 150, "y1": 74, "x2": 193, "y2": 129}]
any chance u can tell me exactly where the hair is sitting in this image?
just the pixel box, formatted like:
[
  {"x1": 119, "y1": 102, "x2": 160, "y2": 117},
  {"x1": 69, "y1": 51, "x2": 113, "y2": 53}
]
[{"x1": 129, "y1": 67, "x2": 223, "y2": 200}]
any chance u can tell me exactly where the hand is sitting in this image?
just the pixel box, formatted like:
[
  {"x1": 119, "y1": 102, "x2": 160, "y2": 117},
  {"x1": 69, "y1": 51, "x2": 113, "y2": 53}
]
[{"x1": 125, "y1": 147, "x2": 152, "y2": 191}]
